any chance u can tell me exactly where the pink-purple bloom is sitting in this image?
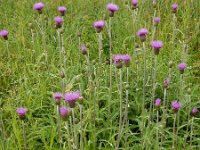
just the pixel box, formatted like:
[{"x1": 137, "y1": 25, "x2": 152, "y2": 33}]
[
  {"x1": 59, "y1": 107, "x2": 71, "y2": 120},
  {"x1": 16, "y1": 107, "x2": 27, "y2": 120},
  {"x1": 54, "y1": 16, "x2": 64, "y2": 28},
  {"x1": 171, "y1": 4, "x2": 178, "y2": 13},
  {"x1": 57, "y1": 6, "x2": 67, "y2": 16},
  {"x1": 154, "y1": 98, "x2": 161, "y2": 108},
  {"x1": 0, "y1": 30, "x2": 8, "y2": 40},
  {"x1": 64, "y1": 91, "x2": 81, "y2": 108},
  {"x1": 151, "y1": 40, "x2": 163, "y2": 55},
  {"x1": 106, "y1": 3, "x2": 119, "y2": 17},
  {"x1": 154, "y1": 17, "x2": 160, "y2": 26},
  {"x1": 52, "y1": 92, "x2": 63, "y2": 105},
  {"x1": 93, "y1": 20, "x2": 105, "y2": 33},
  {"x1": 137, "y1": 28, "x2": 148, "y2": 42},
  {"x1": 33, "y1": 2, "x2": 45, "y2": 13},
  {"x1": 178, "y1": 63, "x2": 187, "y2": 74},
  {"x1": 121, "y1": 54, "x2": 131, "y2": 67},
  {"x1": 80, "y1": 44, "x2": 87, "y2": 55},
  {"x1": 132, "y1": 0, "x2": 138, "y2": 9},
  {"x1": 171, "y1": 100, "x2": 181, "y2": 113},
  {"x1": 191, "y1": 108, "x2": 198, "y2": 117},
  {"x1": 113, "y1": 54, "x2": 131, "y2": 68}
]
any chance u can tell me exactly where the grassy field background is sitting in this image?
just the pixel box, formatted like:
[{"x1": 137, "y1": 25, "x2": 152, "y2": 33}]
[{"x1": 0, "y1": 0, "x2": 200, "y2": 149}]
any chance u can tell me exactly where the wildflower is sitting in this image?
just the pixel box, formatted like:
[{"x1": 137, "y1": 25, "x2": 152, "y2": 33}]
[
  {"x1": 80, "y1": 44, "x2": 87, "y2": 55},
  {"x1": 52, "y1": 92, "x2": 63, "y2": 105},
  {"x1": 64, "y1": 91, "x2": 81, "y2": 108},
  {"x1": 59, "y1": 107, "x2": 71, "y2": 120},
  {"x1": 154, "y1": 98, "x2": 161, "y2": 108},
  {"x1": 178, "y1": 63, "x2": 187, "y2": 74},
  {"x1": 16, "y1": 107, "x2": 27, "y2": 120},
  {"x1": 131, "y1": 0, "x2": 138, "y2": 9},
  {"x1": 171, "y1": 4, "x2": 178, "y2": 13},
  {"x1": 33, "y1": 2, "x2": 45, "y2": 13},
  {"x1": 57, "y1": 6, "x2": 67, "y2": 16},
  {"x1": 151, "y1": 40, "x2": 163, "y2": 55},
  {"x1": 93, "y1": 20, "x2": 105, "y2": 33},
  {"x1": 54, "y1": 16, "x2": 64, "y2": 28},
  {"x1": 163, "y1": 78, "x2": 170, "y2": 89},
  {"x1": 154, "y1": 17, "x2": 160, "y2": 26},
  {"x1": 137, "y1": 28, "x2": 148, "y2": 42},
  {"x1": 121, "y1": 54, "x2": 131, "y2": 67},
  {"x1": 0, "y1": 30, "x2": 8, "y2": 40},
  {"x1": 191, "y1": 108, "x2": 198, "y2": 117},
  {"x1": 106, "y1": 3, "x2": 119, "y2": 17},
  {"x1": 171, "y1": 100, "x2": 181, "y2": 113},
  {"x1": 113, "y1": 54, "x2": 123, "y2": 69}
]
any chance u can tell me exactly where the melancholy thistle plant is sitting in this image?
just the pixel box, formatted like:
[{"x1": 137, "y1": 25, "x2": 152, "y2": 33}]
[
  {"x1": 0, "y1": 30, "x2": 10, "y2": 60},
  {"x1": 54, "y1": 16, "x2": 64, "y2": 29},
  {"x1": 171, "y1": 100, "x2": 181, "y2": 149},
  {"x1": 106, "y1": 3, "x2": 119, "y2": 17},
  {"x1": 16, "y1": 107, "x2": 28, "y2": 150},
  {"x1": 190, "y1": 107, "x2": 198, "y2": 147},
  {"x1": 64, "y1": 91, "x2": 81, "y2": 148},
  {"x1": 131, "y1": 0, "x2": 138, "y2": 9},
  {"x1": 53, "y1": 92, "x2": 63, "y2": 149},
  {"x1": 57, "y1": 6, "x2": 67, "y2": 16},
  {"x1": 154, "y1": 98, "x2": 161, "y2": 149}
]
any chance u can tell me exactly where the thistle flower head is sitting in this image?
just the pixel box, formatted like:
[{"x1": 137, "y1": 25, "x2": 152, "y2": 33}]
[
  {"x1": 106, "y1": 3, "x2": 119, "y2": 17},
  {"x1": 163, "y1": 78, "x2": 170, "y2": 89},
  {"x1": 33, "y1": 2, "x2": 45, "y2": 13},
  {"x1": 16, "y1": 107, "x2": 27, "y2": 120},
  {"x1": 58, "y1": 6, "x2": 67, "y2": 16},
  {"x1": 52, "y1": 92, "x2": 63, "y2": 105},
  {"x1": 59, "y1": 107, "x2": 71, "y2": 120},
  {"x1": 121, "y1": 54, "x2": 131, "y2": 67},
  {"x1": 171, "y1": 100, "x2": 181, "y2": 113},
  {"x1": 54, "y1": 16, "x2": 64, "y2": 28},
  {"x1": 113, "y1": 54, "x2": 123, "y2": 69},
  {"x1": 151, "y1": 40, "x2": 163, "y2": 55},
  {"x1": 154, "y1": 98, "x2": 161, "y2": 108},
  {"x1": 80, "y1": 44, "x2": 87, "y2": 55},
  {"x1": 171, "y1": 4, "x2": 178, "y2": 13},
  {"x1": 154, "y1": 17, "x2": 160, "y2": 26},
  {"x1": 178, "y1": 63, "x2": 187, "y2": 74},
  {"x1": 93, "y1": 20, "x2": 105, "y2": 33},
  {"x1": 64, "y1": 91, "x2": 81, "y2": 108},
  {"x1": 191, "y1": 108, "x2": 198, "y2": 117},
  {"x1": 131, "y1": 0, "x2": 138, "y2": 9},
  {"x1": 0, "y1": 30, "x2": 9, "y2": 40},
  {"x1": 137, "y1": 28, "x2": 148, "y2": 42}
]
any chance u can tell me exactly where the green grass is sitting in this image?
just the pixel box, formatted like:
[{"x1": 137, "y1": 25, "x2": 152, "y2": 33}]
[{"x1": 0, "y1": 0, "x2": 200, "y2": 149}]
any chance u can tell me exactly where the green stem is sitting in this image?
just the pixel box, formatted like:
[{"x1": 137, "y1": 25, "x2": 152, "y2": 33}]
[
  {"x1": 6, "y1": 40, "x2": 10, "y2": 61},
  {"x1": 22, "y1": 120, "x2": 27, "y2": 150},
  {"x1": 125, "y1": 67, "x2": 129, "y2": 148},
  {"x1": 190, "y1": 117, "x2": 194, "y2": 147},
  {"x1": 79, "y1": 104, "x2": 83, "y2": 150},
  {"x1": 65, "y1": 121, "x2": 71, "y2": 150},
  {"x1": 172, "y1": 113, "x2": 177, "y2": 149},
  {"x1": 172, "y1": 14, "x2": 176, "y2": 61},
  {"x1": 156, "y1": 110, "x2": 159, "y2": 150},
  {"x1": 57, "y1": 105, "x2": 62, "y2": 150},
  {"x1": 109, "y1": 17, "x2": 112, "y2": 119},
  {"x1": 72, "y1": 108, "x2": 77, "y2": 149}
]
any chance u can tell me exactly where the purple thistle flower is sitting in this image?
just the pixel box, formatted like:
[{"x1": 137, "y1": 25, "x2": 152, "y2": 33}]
[
  {"x1": 93, "y1": 20, "x2": 105, "y2": 33},
  {"x1": 131, "y1": 0, "x2": 138, "y2": 9},
  {"x1": 151, "y1": 40, "x2": 163, "y2": 55},
  {"x1": 113, "y1": 54, "x2": 123, "y2": 69},
  {"x1": 16, "y1": 107, "x2": 27, "y2": 120},
  {"x1": 171, "y1": 4, "x2": 178, "y2": 13},
  {"x1": 57, "y1": 6, "x2": 67, "y2": 16},
  {"x1": 80, "y1": 44, "x2": 87, "y2": 55},
  {"x1": 163, "y1": 78, "x2": 170, "y2": 89},
  {"x1": 171, "y1": 100, "x2": 181, "y2": 113},
  {"x1": 121, "y1": 54, "x2": 131, "y2": 67},
  {"x1": 178, "y1": 63, "x2": 187, "y2": 74},
  {"x1": 154, "y1": 17, "x2": 160, "y2": 26},
  {"x1": 54, "y1": 16, "x2": 64, "y2": 28},
  {"x1": 106, "y1": 3, "x2": 119, "y2": 17},
  {"x1": 64, "y1": 91, "x2": 81, "y2": 108},
  {"x1": 137, "y1": 28, "x2": 148, "y2": 42},
  {"x1": 33, "y1": 2, "x2": 45, "y2": 13},
  {"x1": 59, "y1": 107, "x2": 71, "y2": 120},
  {"x1": 154, "y1": 98, "x2": 161, "y2": 108},
  {"x1": 0, "y1": 30, "x2": 9, "y2": 40},
  {"x1": 191, "y1": 108, "x2": 198, "y2": 117},
  {"x1": 52, "y1": 92, "x2": 63, "y2": 105}
]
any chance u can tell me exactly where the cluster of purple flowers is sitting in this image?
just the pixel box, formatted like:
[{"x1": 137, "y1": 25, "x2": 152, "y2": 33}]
[{"x1": 112, "y1": 54, "x2": 131, "y2": 68}]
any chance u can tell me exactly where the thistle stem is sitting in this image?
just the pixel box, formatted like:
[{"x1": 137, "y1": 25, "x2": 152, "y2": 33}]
[
  {"x1": 57, "y1": 105, "x2": 62, "y2": 150},
  {"x1": 156, "y1": 110, "x2": 159, "y2": 150},
  {"x1": 125, "y1": 67, "x2": 129, "y2": 148},
  {"x1": 22, "y1": 120, "x2": 27, "y2": 150},
  {"x1": 109, "y1": 17, "x2": 112, "y2": 118},
  {"x1": 190, "y1": 117, "x2": 194, "y2": 147},
  {"x1": 6, "y1": 40, "x2": 10, "y2": 61},
  {"x1": 116, "y1": 68, "x2": 123, "y2": 150},
  {"x1": 79, "y1": 104, "x2": 83, "y2": 150},
  {"x1": 65, "y1": 121, "x2": 71, "y2": 150},
  {"x1": 172, "y1": 113, "x2": 177, "y2": 149},
  {"x1": 172, "y1": 14, "x2": 176, "y2": 61},
  {"x1": 72, "y1": 108, "x2": 77, "y2": 149},
  {"x1": 31, "y1": 29, "x2": 36, "y2": 63}
]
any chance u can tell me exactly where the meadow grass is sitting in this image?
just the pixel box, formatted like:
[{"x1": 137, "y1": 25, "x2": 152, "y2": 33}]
[{"x1": 0, "y1": 0, "x2": 200, "y2": 149}]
